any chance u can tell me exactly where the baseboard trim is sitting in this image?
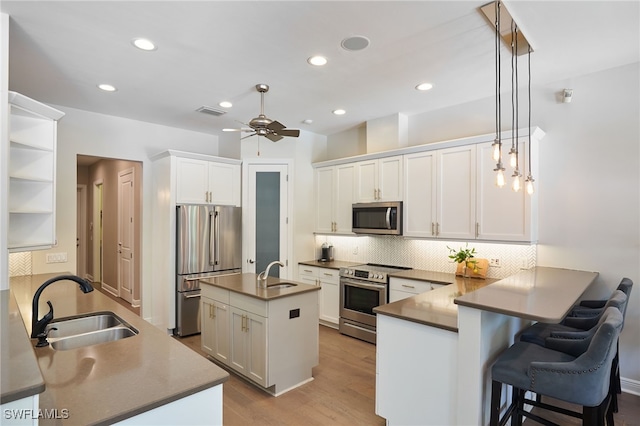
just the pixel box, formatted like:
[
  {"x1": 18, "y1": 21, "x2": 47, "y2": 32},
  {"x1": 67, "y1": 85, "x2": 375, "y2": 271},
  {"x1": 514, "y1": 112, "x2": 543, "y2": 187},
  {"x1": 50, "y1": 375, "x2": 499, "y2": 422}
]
[
  {"x1": 621, "y1": 376, "x2": 640, "y2": 396},
  {"x1": 132, "y1": 299, "x2": 141, "y2": 308},
  {"x1": 85, "y1": 274, "x2": 94, "y2": 282},
  {"x1": 101, "y1": 282, "x2": 118, "y2": 297}
]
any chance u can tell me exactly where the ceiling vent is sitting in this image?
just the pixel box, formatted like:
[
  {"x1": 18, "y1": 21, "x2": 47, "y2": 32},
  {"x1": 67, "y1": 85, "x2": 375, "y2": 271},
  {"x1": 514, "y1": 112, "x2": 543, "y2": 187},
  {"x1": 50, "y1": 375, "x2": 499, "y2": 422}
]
[{"x1": 196, "y1": 105, "x2": 226, "y2": 117}]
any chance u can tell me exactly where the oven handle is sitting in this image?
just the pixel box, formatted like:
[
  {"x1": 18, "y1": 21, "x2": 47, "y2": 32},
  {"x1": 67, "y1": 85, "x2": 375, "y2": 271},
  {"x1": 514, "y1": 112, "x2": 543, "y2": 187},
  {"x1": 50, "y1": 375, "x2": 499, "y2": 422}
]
[{"x1": 340, "y1": 278, "x2": 387, "y2": 290}]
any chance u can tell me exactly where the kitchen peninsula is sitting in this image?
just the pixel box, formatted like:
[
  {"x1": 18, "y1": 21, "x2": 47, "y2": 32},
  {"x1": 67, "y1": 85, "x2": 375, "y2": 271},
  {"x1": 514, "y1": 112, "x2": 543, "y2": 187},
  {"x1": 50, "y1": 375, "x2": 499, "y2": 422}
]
[
  {"x1": 200, "y1": 273, "x2": 320, "y2": 396},
  {"x1": 7, "y1": 273, "x2": 229, "y2": 425},
  {"x1": 375, "y1": 266, "x2": 598, "y2": 426}
]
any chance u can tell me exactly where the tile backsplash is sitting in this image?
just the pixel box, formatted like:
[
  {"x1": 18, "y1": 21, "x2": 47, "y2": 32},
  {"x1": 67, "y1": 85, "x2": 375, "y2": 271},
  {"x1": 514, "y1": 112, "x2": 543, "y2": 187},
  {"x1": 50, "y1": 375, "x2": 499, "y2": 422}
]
[
  {"x1": 9, "y1": 252, "x2": 33, "y2": 277},
  {"x1": 315, "y1": 235, "x2": 536, "y2": 279}
]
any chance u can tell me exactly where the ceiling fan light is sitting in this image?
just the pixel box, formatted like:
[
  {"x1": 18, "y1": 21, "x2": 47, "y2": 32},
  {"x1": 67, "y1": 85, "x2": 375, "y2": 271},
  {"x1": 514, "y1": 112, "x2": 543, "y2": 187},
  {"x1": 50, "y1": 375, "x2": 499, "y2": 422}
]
[{"x1": 307, "y1": 56, "x2": 327, "y2": 66}]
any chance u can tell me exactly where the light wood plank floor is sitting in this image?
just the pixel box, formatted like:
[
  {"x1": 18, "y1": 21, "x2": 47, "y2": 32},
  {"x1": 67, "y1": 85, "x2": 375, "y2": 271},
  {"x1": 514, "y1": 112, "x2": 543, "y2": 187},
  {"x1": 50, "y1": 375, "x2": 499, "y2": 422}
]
[{"x1": 178, "y1": 326, "x2": 640, "y2": 426}]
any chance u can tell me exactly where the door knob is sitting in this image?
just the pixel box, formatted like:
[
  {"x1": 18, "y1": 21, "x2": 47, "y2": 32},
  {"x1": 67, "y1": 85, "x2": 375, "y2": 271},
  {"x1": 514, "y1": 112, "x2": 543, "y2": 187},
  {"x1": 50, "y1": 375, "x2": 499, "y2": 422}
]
[{"x1": 248, "y1": 259, "x2": 255, "y2": 264}]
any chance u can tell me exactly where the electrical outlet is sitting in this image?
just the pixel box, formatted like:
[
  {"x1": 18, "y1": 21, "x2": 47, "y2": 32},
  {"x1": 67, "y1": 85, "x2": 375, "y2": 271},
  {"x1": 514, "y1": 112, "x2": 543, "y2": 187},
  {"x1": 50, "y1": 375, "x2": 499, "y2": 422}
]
[
  {"x1": 353, "y1": 246, "x2": 359, "y2": 255},
  {"x1": 489, "y1": 258, "x2": 501, "y2": 268},
  {"x1": 46, "y1": 252, "x2": 68, "y2": 263},
  {"x1": 519, "y1": 257, "x2": 529, "y2": 269}
]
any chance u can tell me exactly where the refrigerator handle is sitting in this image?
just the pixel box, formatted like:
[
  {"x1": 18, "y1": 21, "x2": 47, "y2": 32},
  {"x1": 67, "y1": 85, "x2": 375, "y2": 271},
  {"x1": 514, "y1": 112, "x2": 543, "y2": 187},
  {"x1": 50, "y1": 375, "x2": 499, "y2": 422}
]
[{"x1": 209, "y1": 209, "x2": 220, "y2": 266}]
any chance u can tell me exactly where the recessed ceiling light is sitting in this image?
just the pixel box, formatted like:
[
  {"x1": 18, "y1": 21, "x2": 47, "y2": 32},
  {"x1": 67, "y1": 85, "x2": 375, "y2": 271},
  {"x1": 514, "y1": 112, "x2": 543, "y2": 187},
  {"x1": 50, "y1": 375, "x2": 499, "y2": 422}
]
[
  {"x1": 307, "y1": 56, "x2": 327, "y2": 66},
  {"x1": 416, "y1": 83, "x2": 433, "y2": 91},
  {"x1": 219, "y1": 101, "x2": 233, "y2": 108},
  {"x1": 302, "y1": 119, "x2": 314, "y2": 125},
  {"x1": 132, "y1": 38, "x2": 157, "y2": 51},
  {"x1": 222, "y1": 128, "x2": 236, "y2": 132},
  {"x1": 97, "y1": 83, "x2": 117, "y2": 92},
  {"x1": 341, "y1": 35, "x2": 370, "y2": 51},
  {"x1": 333, "y1": 109, "x2": 346, "y2": 115}
]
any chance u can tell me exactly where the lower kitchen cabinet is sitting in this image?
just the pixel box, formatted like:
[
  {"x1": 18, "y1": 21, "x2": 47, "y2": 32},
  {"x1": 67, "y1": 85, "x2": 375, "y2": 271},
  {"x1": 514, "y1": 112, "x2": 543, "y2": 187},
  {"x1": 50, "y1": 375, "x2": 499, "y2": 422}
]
[
  {"x1": 389, "y1": 277, "x2": 443, "y2": 302},
  {"x1": 201, "y1": 282, "x2": 319, "y2": 396},
  {"x1": 298, "y1": 265, "x2": 340, "y2": 327}
]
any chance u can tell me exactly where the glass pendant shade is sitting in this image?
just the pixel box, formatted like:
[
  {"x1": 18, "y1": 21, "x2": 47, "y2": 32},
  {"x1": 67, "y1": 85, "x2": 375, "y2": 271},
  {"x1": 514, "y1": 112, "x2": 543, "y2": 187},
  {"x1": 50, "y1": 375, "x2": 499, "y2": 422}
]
[
  {"x1": 525, "y1": 177, "x2": 535, "y2": 195},
  {"x1": 512, "y1": 174, "x2": 521, "y2": 192},
  {"x1": 509, "y1": 150, "x2": 518, "y2": 168},
  {"x1": 495, "y1": 169, "x2": 505, "y2": 187},
  {"x1": 492, "y1": 143, "x2": 501, "y2": 162}
]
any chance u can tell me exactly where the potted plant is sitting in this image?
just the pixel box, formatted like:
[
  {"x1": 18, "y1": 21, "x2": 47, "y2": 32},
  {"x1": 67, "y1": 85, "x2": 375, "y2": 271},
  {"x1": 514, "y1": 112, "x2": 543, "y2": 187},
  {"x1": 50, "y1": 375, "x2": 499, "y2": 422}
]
[{"x1": 447, "y1": 244, "x2": 480, "y2": 277}]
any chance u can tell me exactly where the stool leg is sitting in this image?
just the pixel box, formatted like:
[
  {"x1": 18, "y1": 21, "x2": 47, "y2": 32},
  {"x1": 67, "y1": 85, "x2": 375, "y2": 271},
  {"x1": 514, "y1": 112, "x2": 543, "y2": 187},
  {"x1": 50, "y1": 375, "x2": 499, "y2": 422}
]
[
  {"x1": 490, "y1": 380, "x2": 502, "y2": 426},
  {"x1": 610, "y1": 357, "x2": 619, "y2": 413},
  {"x1": 513, "y1": 388, "x2": 525, "y2": 426}
]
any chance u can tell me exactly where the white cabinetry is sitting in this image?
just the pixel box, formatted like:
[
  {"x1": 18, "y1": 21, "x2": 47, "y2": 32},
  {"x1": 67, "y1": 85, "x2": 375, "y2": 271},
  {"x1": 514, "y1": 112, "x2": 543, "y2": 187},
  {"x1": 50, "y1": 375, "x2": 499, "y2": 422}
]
[
  {"x1": 403, "y1": 145, "x2": 476, "y2": 239},
  {"x1": 476, "y1": 139, "x2": 536, "y2": 241},
  {"x1": 298, "y1": 265, "x2": 339, "y2": 327},
  {"x1": 176, "y1": 157, "x2": 240, "y2": 206},
  {"x1": 7, "y1": 92, "x2": 64, "y2": 252},
  {"x1": 389, "y1": 277, "x2": 443, "y2": 302},
  {"x1": 315, "y1": 163, "x2": 355, "y2": 233},
  {"x1": 355, "y1": 155, "x2": 403, "y2": 202},
  {"x1": 200, "y1": 283, "x2": 319, "y2": 395}
]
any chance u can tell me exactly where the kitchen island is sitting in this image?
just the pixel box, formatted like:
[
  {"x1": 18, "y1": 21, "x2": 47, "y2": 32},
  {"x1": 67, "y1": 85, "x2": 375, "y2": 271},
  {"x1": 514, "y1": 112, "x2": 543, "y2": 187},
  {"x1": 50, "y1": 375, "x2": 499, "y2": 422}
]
[
  {"x1": 375, "y1": 266, "x2": 598, "y2": 426},
  {"x1": 7, "y1": 273, "x2": 229, "y2": 425},
  {"x1": 200, "y1": 273, "x2": 320, "y2": 396}
]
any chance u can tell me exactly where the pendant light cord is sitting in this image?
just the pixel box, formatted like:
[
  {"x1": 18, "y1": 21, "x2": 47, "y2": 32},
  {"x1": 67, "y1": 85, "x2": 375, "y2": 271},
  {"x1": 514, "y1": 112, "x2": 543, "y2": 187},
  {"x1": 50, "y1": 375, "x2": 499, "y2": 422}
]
[{"x1": 528, "y1": 45, "x2": 532, "y2": 176}]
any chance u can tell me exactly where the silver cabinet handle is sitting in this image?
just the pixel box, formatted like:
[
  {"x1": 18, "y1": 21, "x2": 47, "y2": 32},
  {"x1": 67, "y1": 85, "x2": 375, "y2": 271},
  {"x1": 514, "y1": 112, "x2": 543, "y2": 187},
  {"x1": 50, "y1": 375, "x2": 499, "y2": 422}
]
[
  {"x1": 431, "y1": 222, "x2": 435, "y2": 236},
  {"x1": 436, "y1": 222, "x2": 440, "y2": 236},
  {"x1": 401, "y1": 284, "x2": 415, "y2": 289},
  {"x1": 304, "y1": 269, "x2": 313, "y2": 273},
  {"x1": 476, "y1": 222, "x2": 480, "y2": 238},
  {"x1": 324, "y1": 272, "x2": 334, "y2": 277}
]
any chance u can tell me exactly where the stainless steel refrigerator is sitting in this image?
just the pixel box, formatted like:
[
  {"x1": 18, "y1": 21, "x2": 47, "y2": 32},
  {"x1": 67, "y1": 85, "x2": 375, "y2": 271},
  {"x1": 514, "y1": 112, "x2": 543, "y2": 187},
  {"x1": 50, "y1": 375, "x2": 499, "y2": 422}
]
[{"x1": 175, "y1": 204, "x2": 242, "y2": 337}]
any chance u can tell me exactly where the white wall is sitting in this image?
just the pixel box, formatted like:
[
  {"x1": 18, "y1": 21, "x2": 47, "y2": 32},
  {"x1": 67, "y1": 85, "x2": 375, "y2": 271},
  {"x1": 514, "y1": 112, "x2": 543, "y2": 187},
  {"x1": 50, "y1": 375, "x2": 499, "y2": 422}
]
[
  {"x1": 0, "y1": 13, "x2": 9, "y2": 290},
  {"x1": 326, "y1": 62, "x2": 640, "y2": 386},
  {"x1": 35, "y1": 106, "x2": 219, "y2": 319}
]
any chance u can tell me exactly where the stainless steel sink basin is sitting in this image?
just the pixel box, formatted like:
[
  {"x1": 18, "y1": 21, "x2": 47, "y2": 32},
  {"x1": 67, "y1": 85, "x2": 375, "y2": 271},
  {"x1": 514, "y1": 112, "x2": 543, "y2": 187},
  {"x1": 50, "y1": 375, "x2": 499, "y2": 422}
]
[
  {"x1": 267, "y1": 283, "x2": 298, "y2": 290},
  {"x1": 50, "y1": 327, "x2": 137, "y2": 351},
  {"x1": 45, "y1": 311, "x2": 138, "y2": 351}
]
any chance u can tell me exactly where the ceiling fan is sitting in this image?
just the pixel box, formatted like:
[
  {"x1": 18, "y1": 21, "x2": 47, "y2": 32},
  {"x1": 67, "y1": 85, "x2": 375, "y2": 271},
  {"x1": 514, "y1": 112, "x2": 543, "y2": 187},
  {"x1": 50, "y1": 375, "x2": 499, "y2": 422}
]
[{"x1": 227, "y1": 84, "x2": 300, "y2": 142}]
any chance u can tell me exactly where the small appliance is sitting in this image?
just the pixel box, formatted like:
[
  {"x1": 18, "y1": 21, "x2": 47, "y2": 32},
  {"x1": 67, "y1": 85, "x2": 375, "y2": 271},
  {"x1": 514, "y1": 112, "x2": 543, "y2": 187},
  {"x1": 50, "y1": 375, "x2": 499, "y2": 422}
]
[
  {"x1": 352, "y1": 201, "x2": 402, "y2": 235},
  {"x1": 320, "y1": 242, "x2": 334, "y2": 262}
]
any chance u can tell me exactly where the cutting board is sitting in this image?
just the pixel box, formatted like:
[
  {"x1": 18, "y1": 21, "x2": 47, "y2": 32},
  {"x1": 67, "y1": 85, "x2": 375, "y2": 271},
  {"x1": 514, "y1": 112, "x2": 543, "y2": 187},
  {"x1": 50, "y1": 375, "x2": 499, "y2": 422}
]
[{"x1": 455, "y1": 258, "x2": 489, "y2": 279}]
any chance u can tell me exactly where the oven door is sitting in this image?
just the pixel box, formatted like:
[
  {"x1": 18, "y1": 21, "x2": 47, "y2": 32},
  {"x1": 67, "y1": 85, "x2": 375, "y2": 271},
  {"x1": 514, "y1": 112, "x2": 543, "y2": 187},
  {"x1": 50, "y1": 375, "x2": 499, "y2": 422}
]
[{"x1": 340, "y1": 277, "x2": 387, "y2": 327}]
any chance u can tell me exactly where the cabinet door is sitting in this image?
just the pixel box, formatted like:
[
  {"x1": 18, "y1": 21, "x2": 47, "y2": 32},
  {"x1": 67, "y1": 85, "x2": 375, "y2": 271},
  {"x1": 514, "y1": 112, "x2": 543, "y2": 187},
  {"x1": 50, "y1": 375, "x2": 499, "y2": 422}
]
[
  {"x1": 378, "y1": 156, "x2": 403, "y2": 201},
  {"x1": 334, "y1": 163, "x2": 355, "y2": 233},
  {"x1": 355, "y1": 160, "x2": 378, "y2": 202},
  {"x1": 176, "y1": 157, "x2": 209, "y2": 204},
  {"x1": 403, "y1": 152, "x2": 437, "y2": 238},
  {"x1": 315, "y1": 167, "x2": 334, "y2": 233},
  {"x1": 436, "y1": 145, "x2": 476, "y2": 239},
  {"x1": 208, "y1": 162, "x2": 240, "y2": 206},
  {"x1": 229, "y1": 308, "x2": 248, "y2": 374},
  {"x1": 319, "y1": 279, "x2": 340, "y2": 325},
  {"x1": 245, "y1": 312, "x2": 268, "y2": 387},
  {"x1": 212, "y1": 301, "x2": 230, "y2": 364},
  {"x1": 201, "y1": 297, "x2": 215, "y2": 355},
  {"x1": 476, "y1": 140, "x2": 531, "y2": 241}
]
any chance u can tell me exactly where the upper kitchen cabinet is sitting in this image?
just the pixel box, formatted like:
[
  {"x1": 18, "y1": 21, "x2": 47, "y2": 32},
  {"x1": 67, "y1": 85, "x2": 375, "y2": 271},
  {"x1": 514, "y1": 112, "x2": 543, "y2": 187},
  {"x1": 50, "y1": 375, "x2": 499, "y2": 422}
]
[
  {"x1": 476, "y1": 133, "x2": 540, "y2": 242},
  {"x1": 355, "y1": 155, "x2": 403, "y2": 202},
  {"x1": 7, "y1": 92, "x2": 64, "y2": 252},
  {"x1": 176, "y1": 157, "x2": 240, "y2": 206},
  {"x1": 404, "y1": 146, "x2": 476, "y2": 239},
  {"x1": 315, "y1": 163, "x2": 355, "y2": 234}
]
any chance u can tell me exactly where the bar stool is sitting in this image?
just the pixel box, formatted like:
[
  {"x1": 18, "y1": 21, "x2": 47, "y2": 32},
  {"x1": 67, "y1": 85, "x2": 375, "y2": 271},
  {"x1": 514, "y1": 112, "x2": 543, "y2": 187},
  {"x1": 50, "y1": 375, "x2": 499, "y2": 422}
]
[
  {"x1": 489, "y1": 307, "x2": 623, "y2": 426},
  {"x1": 569, "y1": 278, "x2": 632, "y2": 317}
]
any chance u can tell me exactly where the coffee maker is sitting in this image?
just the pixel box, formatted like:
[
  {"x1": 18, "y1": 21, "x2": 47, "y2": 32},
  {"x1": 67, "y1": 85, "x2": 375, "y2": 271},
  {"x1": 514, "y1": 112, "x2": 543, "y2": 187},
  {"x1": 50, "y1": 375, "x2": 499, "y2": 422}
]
[{"x1": 319, "y1": 242, "x2": 334, "y2": 262}]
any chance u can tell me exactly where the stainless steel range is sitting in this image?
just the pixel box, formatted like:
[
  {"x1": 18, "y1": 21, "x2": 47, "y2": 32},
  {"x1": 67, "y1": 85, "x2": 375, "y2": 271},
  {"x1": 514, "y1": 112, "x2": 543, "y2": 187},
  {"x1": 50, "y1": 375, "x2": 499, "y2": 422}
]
[{"x1": 339, "y1": 263, "x2": 412, "y2": 344}]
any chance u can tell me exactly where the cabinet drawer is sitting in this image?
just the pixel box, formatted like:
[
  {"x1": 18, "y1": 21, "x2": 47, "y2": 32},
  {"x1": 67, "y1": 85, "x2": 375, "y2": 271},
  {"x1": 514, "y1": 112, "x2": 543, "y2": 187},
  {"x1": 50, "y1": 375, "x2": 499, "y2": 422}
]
[
  {"x1": 318, "y1": 269, "x2": 339, "y2": 284},
  {"x1": 230, "y1": 292, "x2": 268, "y2": 317},
  {"x1": 389, "y1": 277, "x2": 435, "y2": 295},
  {"x1": 298, "y1": 266, "x2": 317, "y2": 277},
  {"x1": 202, "y1": 285, "x2": 229, "y2": 303}
]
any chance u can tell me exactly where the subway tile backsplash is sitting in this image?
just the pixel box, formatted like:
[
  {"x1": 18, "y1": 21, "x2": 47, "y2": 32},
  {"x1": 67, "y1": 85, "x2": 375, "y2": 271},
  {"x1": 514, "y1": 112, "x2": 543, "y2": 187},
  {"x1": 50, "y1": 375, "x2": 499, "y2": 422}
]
[{"x1": 315, "y1": 235, "x2": 536, "y2": 279}]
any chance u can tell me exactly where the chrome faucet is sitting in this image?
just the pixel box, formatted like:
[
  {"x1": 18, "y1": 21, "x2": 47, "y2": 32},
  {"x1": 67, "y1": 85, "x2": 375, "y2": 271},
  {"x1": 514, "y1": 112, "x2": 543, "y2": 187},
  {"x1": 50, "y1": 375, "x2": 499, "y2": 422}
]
[
  {"x1": 257, "y1": 261, "x2": 284, "y2": 288},
  {"x1": 31, "y1": 274, "x2": 94, "y2": 339}
]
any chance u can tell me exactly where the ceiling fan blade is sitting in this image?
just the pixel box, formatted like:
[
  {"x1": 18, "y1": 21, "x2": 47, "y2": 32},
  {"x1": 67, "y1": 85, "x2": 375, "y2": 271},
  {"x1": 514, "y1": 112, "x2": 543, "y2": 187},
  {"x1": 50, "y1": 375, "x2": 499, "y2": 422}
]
[
  {"x1": 266, "y1": 120, "x2": 285, "y2": 132},
  {"x1": 266, "y1": 133, "x2": 283, "y2": 142},
  {"x1": 279, "y1": 129, "x2": 300, "y2": 138},
  {"x1": 241, "y1": 132, "x2": 257, "y2": 140}
]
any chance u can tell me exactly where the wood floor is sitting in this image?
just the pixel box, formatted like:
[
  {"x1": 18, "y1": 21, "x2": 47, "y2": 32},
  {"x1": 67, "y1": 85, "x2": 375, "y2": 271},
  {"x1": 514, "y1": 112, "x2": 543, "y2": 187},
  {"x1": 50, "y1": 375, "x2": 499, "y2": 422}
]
[{"x1": 178, "y1": 326, "x2": 640, "y2": 426}]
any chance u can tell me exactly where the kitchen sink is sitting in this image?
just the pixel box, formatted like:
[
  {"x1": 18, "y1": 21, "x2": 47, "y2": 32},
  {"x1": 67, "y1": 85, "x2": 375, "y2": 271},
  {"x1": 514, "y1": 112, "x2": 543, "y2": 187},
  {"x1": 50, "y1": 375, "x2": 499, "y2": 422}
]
[
  {"x1": 267, "y1": 283, "x2": 298, "y2": 290},
  {"x1": 45, "y1": 311, "x2": 138, "y2": 351}
]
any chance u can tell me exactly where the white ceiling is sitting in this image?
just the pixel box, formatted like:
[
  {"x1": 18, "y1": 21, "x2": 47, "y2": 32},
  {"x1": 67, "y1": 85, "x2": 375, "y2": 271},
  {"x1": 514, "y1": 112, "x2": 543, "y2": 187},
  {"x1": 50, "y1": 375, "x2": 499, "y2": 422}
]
[{"x1": 2, "y1": 1, "x2": 639, "y2": 138}]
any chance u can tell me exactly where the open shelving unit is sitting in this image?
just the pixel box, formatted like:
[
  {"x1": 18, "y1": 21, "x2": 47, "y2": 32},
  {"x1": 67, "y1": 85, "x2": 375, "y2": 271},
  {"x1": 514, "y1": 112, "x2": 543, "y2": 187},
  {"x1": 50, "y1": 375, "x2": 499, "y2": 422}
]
[{"x1": 8, "y1": 91, "x2": 64, "y2": 252}]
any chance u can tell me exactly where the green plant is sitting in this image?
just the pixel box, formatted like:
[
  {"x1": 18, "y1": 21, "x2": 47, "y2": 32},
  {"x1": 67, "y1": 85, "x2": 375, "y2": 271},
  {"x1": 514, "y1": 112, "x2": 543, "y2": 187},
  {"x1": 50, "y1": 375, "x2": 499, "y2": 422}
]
[{"x1": 447, "y1": 244, "x2": 481, "y2": 273}]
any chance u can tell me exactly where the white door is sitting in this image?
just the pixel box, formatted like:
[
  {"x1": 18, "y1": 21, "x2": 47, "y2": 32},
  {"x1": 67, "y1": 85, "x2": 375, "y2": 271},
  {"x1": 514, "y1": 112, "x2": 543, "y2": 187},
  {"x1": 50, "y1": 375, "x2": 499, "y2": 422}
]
[
  {"x1": 243, "y1": 162, "x2": 290, "y2": 278},
  {"x1": 76, "y1": 185, "x2": 87, "y2": 279},
  {"x1": 118, "y1": 168, "x2": 135, "y2": 303},
  {"x1": 92, "y1": 180, "x2": 103, "y2": 282}
]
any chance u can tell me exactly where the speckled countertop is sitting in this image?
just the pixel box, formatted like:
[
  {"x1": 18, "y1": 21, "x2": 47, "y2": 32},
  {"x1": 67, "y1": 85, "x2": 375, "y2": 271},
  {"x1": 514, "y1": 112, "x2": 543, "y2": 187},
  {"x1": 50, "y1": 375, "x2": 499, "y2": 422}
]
[
  {"x1": 200, "y1": 273, "x2": 320, "y2": 299},
  {"x1": 375, "y1": 272, "x2": 497, "y2": 332},
  {"x1": 9, "y1": 273, "x2": 229, "y2": 426},
  {"x1": 1, "y1": 289, "x2": 46, "y2": 404}
]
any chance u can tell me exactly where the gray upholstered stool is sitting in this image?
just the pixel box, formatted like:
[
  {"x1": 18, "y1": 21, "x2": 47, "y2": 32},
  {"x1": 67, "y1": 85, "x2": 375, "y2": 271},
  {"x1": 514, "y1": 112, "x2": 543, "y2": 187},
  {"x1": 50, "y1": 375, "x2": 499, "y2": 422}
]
[
  {"x1": 569, "y1": 278, "x2": 632, "y2": 317},
  {"x1": 489, "y1": 308, "x2": 623, "y2": 426}
]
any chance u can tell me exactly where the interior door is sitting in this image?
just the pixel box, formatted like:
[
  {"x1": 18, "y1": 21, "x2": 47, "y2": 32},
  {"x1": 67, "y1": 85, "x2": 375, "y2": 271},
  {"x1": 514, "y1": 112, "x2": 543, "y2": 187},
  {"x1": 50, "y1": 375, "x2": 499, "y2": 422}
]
[
  {"x1": 118, "y1": 168, "x2": 135, "y2": 303},
  {"x1": 243, "y1": 163, "x2": 289, "y2": 278}
]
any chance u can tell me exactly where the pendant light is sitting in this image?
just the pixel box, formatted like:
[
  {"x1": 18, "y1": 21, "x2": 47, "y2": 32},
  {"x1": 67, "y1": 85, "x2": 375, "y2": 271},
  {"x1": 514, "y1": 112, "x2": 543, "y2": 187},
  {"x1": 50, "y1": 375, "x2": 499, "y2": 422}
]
[
  {"x1": 492, "y1": 0, "x2": 505, "y2": 187},
  {"x1": 525, "y1": 44, "x2": 535, "y2": 195},
  {"x1": 510, "y1": 22, "x2": 522, "y2": 192}
]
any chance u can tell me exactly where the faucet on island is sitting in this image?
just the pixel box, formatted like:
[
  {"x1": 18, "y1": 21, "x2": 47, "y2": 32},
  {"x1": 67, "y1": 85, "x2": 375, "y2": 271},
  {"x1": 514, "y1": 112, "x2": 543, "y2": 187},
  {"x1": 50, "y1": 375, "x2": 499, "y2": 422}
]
[
  {"x1": 31, "y1": 274, "x2": 94, "y2": 339},
  {"x1": 256, "y1": 261, "x2": 285, "y2": 288}
]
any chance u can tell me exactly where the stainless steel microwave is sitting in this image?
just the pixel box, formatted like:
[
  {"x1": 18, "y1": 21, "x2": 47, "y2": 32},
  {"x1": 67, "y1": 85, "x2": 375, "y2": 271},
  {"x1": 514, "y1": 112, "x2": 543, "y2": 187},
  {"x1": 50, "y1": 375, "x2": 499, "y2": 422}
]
[{"x1": 352, "y1": 202, "x2": 403, "y2": 235}]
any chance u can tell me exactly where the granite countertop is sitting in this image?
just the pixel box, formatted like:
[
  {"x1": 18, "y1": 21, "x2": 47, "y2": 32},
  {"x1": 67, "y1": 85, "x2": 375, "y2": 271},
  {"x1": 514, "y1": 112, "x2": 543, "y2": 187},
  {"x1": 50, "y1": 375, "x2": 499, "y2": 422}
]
[
  {"x1": 9, "y1": 273, "x2": 229, "y2": 425},
  {"x1": 1, "y1": 289, "x2": 45, "y2": 404},
  {"x1": 201, "y1": 273, "x2": 319, "y2": 299},
  {"x1": 374, "y1": 273, "x2": 497, "y2": 332},
  {"x1": 455, "y1": 266, "x2": 598, "y2": 322},
  {"x1": 298, "y1": 259, "x2": 362, "y2": 270}
]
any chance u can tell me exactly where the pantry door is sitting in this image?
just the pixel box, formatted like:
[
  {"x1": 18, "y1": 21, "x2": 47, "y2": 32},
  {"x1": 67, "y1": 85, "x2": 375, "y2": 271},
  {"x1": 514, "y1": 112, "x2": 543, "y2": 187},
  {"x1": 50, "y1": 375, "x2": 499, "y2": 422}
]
[
  {"x1": 243, "y1": 161, "x2": 291, "y2": 279},
  {"x1": 117, "y1": 168, "x2": 134, "y2": 303}
]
